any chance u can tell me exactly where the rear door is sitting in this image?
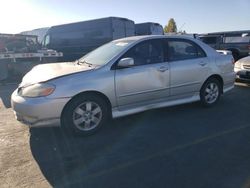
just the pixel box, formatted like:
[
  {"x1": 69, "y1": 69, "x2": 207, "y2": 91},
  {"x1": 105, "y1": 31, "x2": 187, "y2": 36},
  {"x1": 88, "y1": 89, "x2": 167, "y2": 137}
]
[{"x1": 167, "y1": 38, "x2": 210, "y2": 98}]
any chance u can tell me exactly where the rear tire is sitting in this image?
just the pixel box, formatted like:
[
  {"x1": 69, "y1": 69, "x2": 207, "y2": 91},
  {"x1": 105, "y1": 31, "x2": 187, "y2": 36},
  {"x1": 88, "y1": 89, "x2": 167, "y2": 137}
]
[
  {"x1": 200, "y1": 78, "x2": 222, "y2": 107},
  {"x1": 61, "y1": 94, "x2": 109, "y2": 136}
]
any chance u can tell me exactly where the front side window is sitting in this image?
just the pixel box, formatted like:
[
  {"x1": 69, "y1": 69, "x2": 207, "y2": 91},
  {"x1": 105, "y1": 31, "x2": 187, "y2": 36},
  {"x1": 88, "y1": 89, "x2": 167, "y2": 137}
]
[
  {"x1": 168, "y1": 40, "x2": 206, "y2": 61},
  {"x1": 122, "y1": 39, "x2": 164, "y2": 66}
]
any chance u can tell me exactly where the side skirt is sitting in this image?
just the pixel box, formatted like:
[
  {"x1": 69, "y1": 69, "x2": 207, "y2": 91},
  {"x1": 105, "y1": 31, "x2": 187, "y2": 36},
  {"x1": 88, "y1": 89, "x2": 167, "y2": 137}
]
[{"x1": 112, "y1": 94, "x2": 200, "y2": 118}]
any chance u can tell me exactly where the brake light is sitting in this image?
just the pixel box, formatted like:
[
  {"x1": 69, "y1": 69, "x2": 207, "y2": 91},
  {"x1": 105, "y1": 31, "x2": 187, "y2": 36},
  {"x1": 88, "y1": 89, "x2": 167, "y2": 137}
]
[{"x1": 248, "y1": 45, "x2": 250, "y2": 50}]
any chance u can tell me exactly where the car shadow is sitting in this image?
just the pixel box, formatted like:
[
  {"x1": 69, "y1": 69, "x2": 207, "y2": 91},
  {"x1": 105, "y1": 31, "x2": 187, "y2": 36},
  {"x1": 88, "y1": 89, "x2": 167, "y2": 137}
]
[
  {"x1": 29, "y1": 86, "x2": 250, "y2": 187},
  {"x1": 29, "y1": 114, "x2": 149, "y2": 187},
  {"x1": 29, "y1": 102, "x2": 204, "y2": 187}
]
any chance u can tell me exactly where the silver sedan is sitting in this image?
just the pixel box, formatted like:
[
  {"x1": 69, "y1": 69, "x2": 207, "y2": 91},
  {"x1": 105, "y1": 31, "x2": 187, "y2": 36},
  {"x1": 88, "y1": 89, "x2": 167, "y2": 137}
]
[
  {"x1": 234, "y1": 55, "x2": 250, "y2": 82},
  {"x1": 11, "y1": 35, "x2": 235, "y2": 135}
]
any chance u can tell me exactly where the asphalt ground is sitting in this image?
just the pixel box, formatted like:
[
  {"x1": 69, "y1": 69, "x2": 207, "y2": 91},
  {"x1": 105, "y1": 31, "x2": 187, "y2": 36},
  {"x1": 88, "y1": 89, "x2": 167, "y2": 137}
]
[{"x1": 0, "y1": 82, "x2": 250, "y2": 188}]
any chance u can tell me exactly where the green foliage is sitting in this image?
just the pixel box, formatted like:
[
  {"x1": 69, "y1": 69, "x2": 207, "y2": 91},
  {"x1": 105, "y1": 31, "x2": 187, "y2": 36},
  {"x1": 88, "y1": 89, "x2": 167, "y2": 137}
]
[{"x1": 164, "y1": 18, "x2": 177, "y2": 33}]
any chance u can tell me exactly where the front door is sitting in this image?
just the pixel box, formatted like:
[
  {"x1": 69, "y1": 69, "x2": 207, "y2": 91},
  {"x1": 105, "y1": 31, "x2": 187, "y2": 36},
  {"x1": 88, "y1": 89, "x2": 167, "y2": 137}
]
[{"x1": 115, "y1": 39, "x2": 170, "y2": 109}]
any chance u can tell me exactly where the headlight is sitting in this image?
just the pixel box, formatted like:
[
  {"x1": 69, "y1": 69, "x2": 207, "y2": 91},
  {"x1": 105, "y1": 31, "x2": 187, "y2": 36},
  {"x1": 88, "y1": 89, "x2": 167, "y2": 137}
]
[
  {"x1": 18, "y1": 83, "x2": 55, "y2": 97},
  {"x1": 234, "y1": 61, "x2": 241, "y2": 69}
]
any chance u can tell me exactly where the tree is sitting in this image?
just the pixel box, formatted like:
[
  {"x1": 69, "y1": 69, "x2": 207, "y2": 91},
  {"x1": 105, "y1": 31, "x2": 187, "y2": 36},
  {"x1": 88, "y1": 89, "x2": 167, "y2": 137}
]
[{"x1": 164, "y1": 18, "x2": 177, "y2": 33}]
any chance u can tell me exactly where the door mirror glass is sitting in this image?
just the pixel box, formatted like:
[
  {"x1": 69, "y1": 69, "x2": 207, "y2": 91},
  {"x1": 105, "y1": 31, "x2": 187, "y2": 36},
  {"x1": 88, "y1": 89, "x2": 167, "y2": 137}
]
[{"x1": 118, "y1": 57, "x2": 134, "y2": 68}]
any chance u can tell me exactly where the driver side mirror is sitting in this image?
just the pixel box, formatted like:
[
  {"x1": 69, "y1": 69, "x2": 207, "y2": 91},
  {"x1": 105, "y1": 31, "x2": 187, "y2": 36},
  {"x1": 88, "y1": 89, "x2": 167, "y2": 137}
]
[{"x1": 117, "y1": 57, "x2": 134, "y2": 68}]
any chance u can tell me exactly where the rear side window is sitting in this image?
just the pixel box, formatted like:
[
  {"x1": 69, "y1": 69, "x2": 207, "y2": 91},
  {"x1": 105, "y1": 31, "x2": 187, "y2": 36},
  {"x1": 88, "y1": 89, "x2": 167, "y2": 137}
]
[{"x1": 167, "y1": 39, "x2": 206, "y2": 61}]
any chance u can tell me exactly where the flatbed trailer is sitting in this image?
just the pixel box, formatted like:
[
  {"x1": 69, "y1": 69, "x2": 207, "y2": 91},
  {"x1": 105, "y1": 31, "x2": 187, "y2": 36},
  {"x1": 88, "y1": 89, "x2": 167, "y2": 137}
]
[{"x1": 0, "y1": 33, "x2": 62, "y2": 81}]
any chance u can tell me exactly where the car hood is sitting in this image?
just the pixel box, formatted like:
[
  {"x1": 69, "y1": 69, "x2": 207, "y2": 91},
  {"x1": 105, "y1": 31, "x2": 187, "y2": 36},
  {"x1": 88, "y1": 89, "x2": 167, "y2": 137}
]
[
  {"x1": 20, "y1": 62, "x2": 95, "y2": 87},
  {"x1": 238, "y1": 56, "x2": 250, "y2": 65}
]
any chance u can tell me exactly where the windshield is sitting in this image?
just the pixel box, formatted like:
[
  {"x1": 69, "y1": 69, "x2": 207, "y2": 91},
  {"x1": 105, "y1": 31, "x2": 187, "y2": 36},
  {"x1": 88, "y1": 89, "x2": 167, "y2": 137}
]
[
  {"x1": 41, "y1": 34, "x2": 50, "y2": 48},
  {"x1": 78, "y1": 39, "x2": 135, "y2": 66}
]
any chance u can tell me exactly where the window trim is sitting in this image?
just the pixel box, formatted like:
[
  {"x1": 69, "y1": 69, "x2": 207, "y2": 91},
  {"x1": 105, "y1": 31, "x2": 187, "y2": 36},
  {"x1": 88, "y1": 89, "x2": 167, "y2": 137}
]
[{"x1": 111, "y1": 39, "x2": 166, "y2": 70}]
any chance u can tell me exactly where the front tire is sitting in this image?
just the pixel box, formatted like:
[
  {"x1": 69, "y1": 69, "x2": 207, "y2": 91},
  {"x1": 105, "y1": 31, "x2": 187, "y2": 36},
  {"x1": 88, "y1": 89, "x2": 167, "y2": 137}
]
[
  {"x1": 61, "y1": 94, "x2": 109, "y2": 136},
  {"x1": 200, "y1": 78, "x2": 222, "y2": 107}
]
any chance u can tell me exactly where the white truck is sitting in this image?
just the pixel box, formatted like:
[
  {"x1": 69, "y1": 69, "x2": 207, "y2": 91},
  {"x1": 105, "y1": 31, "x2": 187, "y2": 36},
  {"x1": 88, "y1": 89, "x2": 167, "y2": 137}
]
[{"x1": 0, "y1": 33, "x2": 62, "y2": 81}]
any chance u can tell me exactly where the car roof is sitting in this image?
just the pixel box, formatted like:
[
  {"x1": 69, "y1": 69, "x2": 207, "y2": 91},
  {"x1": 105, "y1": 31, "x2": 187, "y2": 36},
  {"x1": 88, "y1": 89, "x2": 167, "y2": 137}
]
[
  {"x1": 115, "y1": 34, "x2": 196, "y2": 42},
  {"x1": 114, "y1": 34, "x2": 219, "y2": 57}
]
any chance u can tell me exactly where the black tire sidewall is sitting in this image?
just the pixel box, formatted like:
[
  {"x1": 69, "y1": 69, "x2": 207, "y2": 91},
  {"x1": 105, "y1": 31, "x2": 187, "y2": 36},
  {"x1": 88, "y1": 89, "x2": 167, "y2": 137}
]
[
  {"x1": 200, "y1": 78, "x2": 221, "y2": 107},
  {"x1": 61, "y1": 94, "x2": 109, "y2": 136}
]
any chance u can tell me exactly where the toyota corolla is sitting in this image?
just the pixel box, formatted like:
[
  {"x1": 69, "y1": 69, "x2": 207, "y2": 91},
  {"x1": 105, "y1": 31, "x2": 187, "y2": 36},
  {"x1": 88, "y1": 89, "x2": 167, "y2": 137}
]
[{"x1": 11, "y1": 35, "x2": 235, "y2": 135}]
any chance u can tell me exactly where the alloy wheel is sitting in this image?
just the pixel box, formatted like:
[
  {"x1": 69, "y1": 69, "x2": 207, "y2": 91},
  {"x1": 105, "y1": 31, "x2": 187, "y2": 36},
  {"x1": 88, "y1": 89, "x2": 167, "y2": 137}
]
[
  {"x1": 204, "y1": 82, "x2": 219, "y2": 104},
  {"x1": 73, "y1": 101, "x2": 102, "y2": 131}
]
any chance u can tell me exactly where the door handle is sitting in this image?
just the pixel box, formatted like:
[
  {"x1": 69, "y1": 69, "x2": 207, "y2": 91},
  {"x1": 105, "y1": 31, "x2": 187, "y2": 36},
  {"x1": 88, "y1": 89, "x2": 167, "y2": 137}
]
[
  {"x1": 157, "y1": 66, "x2": 169, "y2": 72},
  {"x1": 199, "y1": 62, "x2": 207, "y2": 66}
]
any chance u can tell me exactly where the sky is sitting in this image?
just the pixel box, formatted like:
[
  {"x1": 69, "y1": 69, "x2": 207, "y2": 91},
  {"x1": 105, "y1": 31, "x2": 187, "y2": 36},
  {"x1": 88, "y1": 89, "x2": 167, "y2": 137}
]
[{"x1": 0, "y1": 0, "x2": 249, "y2": 34}]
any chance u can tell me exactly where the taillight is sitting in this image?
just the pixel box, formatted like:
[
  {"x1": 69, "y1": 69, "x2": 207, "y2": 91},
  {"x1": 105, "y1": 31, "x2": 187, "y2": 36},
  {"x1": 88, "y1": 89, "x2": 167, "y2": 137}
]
[{"x1": 248, "y1": 45, "x2": 250, "y2": 50}]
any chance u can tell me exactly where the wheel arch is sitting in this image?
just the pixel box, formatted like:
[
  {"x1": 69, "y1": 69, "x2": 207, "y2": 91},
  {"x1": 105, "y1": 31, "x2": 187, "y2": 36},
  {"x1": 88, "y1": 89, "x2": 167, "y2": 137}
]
[
  {"x1": 201, "y1": 74, "x2": 224, "y2": 94},
  {"x1": 61, "y1": 90, "x2": 112, "y2": 118}
]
